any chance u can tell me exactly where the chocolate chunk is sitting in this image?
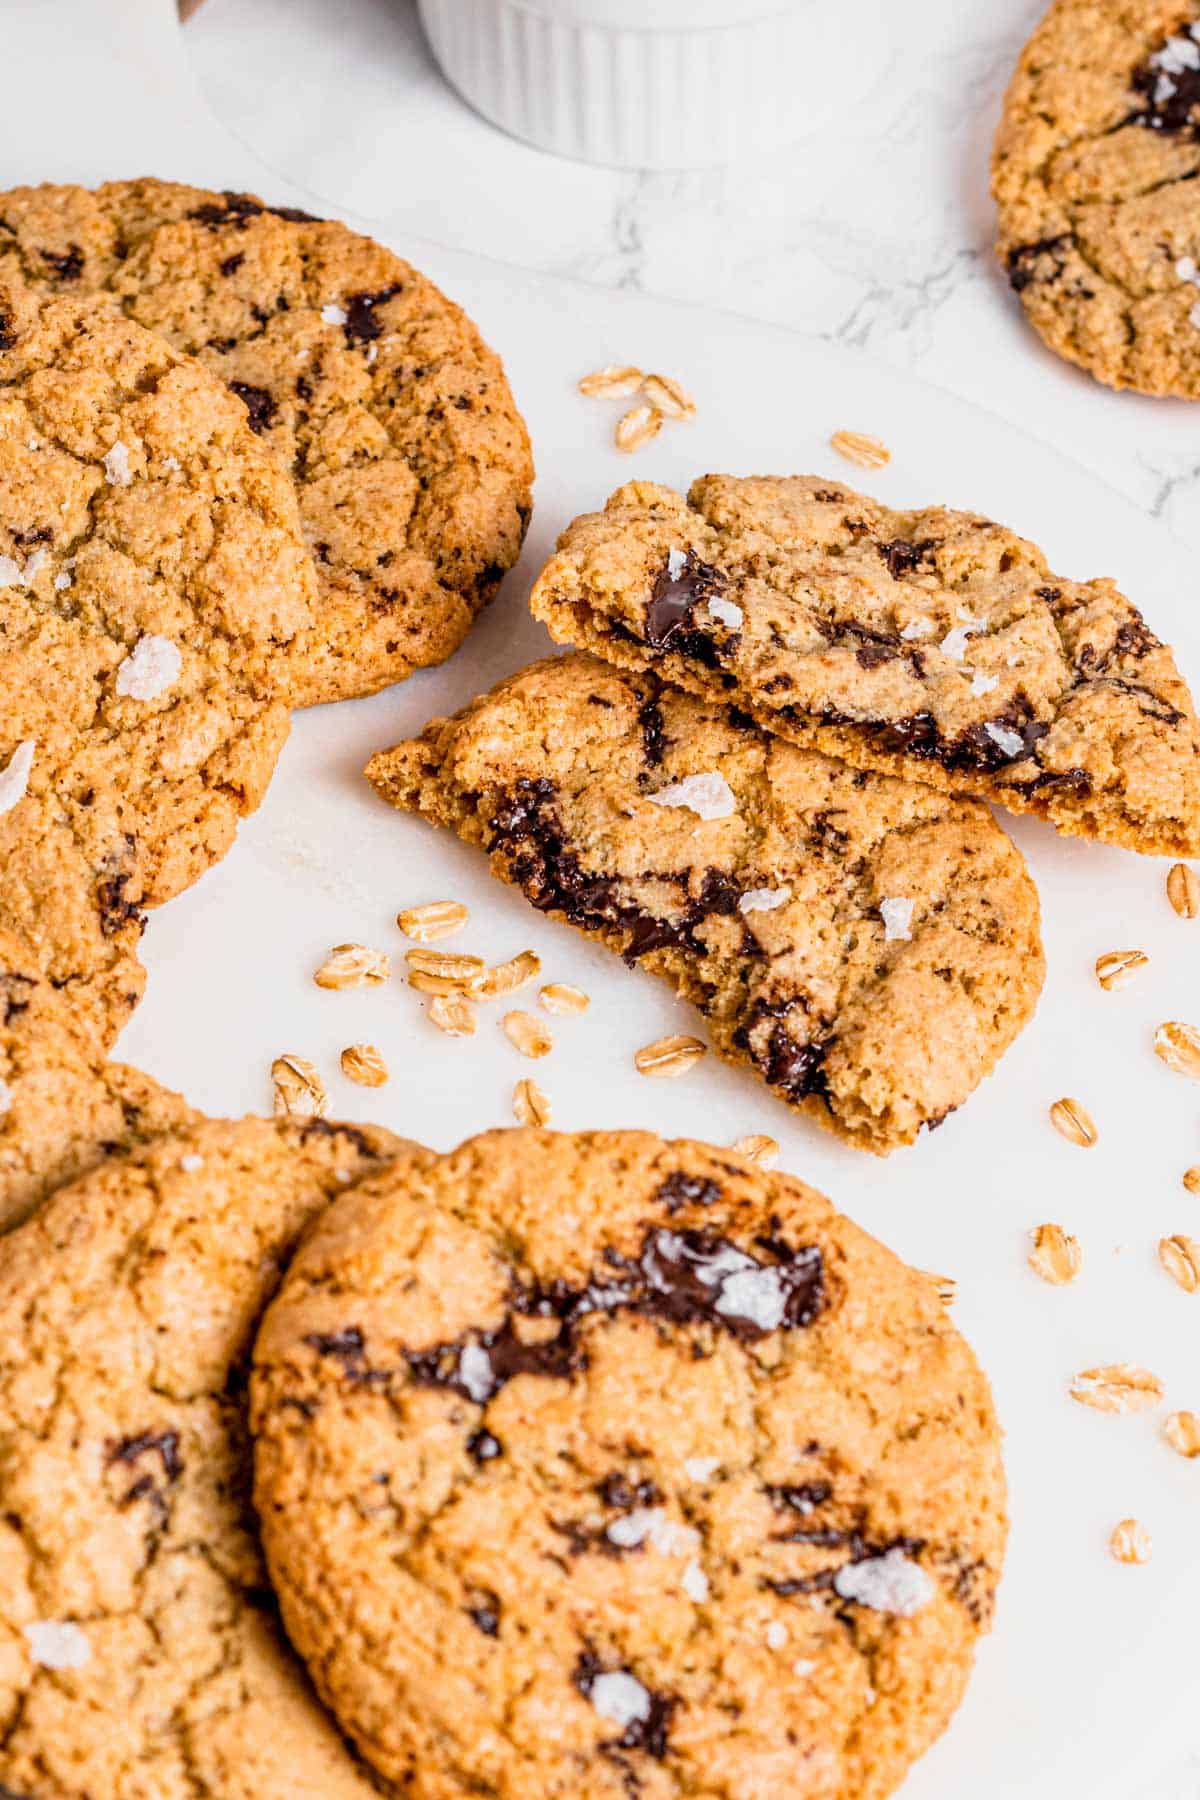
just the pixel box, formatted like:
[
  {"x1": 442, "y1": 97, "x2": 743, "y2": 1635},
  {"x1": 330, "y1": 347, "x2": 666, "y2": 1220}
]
[
  {"x1": 0, "y1": 308, "x2": 15, "y2": 353},
  {"x1": 187, "y1": 191, "x2": 322, "y2": 230},
  {"x1": 39, "y1": 244, "x2": 83, "y2": 282},
  {"x1": 0, "y1": 971, "x2": 35, "y2": 1023},
  {"x1": 877, "y1": 538, "x2": 933, "y2": 578},
  {"x1": 656, "y1": 1171, "x2": 722, "y2": 1212},
  {"x1": 107, "y1": 1429, "x2": 182, "y2": 1482},
  {"x1": 597, "y1": 1472, "x2": 660, "y2": 1511},
  {"x1": 219, "y1": 252, "x2": 245, "y2": 276},
  {"x1": 1129, "y1": 45, "x2": 1200, "y2": 137},
  {"x1": 644, "y1": 549, "x2": 728, "y2": 651},
  {"x1": 637, "y1": 695, "x2": 667, "y2": 767},
  {"x1": 304, "y1": 1326, "x2": 367, "y2": 1367},
  {"x1": 96, "y1": 870, "x2": 146, "y2": 939},
  {"x1": 466, "y1": 1591, "x2": 501, "y2": 1636},
  {"x1": 228, "y1": 380, "x2": 277, "y2": 434},
  {"x1": 1006, "y1": 233, "x2": 1073, "y2": 292},
  {"x1": 343, "y1": 285, "x2": 404, "y2": 346},
  {"x1": 767, "y1": 1481, "x2": 833, "y2": 1513}
]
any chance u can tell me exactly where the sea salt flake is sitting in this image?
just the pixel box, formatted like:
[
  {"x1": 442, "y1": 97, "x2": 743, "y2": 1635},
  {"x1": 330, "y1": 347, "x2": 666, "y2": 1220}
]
[
  {"x1": 1176, "y1": 256, "x2": 1198, "y2": 283},
  {"x1": 22, "y1": 548, "x2": 46, "y2": 582},
  {"x1": 180, "y1": 1154, "x2": 204, "y2": 1173},
  {"x1": 366, "y1": 343, "x2": 379, "y2": 365},
  {"x1": 765, "y1": 1622, "x2": 788, "y2": 1650},
  {"x1": 53, "y1": 571, "x2": 72, "y2": 591},
  {"x1": 792, "y1": 1658, "x2": 815, "y2": 1677},
  {"x1": 739, "y1": 886, "x2": 790, "y2": 915},
  {"x1": 0, "y1": 740, "x2": 35, "y2": 815},
  {"x1": 1157, "y1": 72, "x2": 1179, "y2": 101},
  {"x1": 713, "y1": 1265, "x2": 788, "y2": 1331},
  {"x1": 940, "y1": 618, "x2": 981, "y2": 661},
  {"x1": 161, "y1": 454, "x2": 182, "y2": 472},
  {"x1": 702, "y1": 596, "x2": 743, "y2": 631},
  {"x1": 900, "y1": 617, "x2": 932, "y2": 640},
  {"x1": 683, "y1": 1456, "x2": 720, "y2": 1482},
  {"x1": 321, "y1": 302, "x2": 347, "y2": 326},
  {"x1": 103, "y1": 441, "x2": 132, "y2": 486},
  {"x1": 24, "y1": 1620, "x2": 91, "y2": 1670},
  {"x1": 970, "y1": 672, "x2": 999, "y2": 697},
  {"x1": 646, "y1": 771, "x2": 736, "y2": 822},
  {"x1": 833, "y1": 1548, "x2": 934, "y2": 1617},
  {"x1": 682, "y1": 1558, "x2": 709, "y2": 1602},
  {"x1": 0, "y1": 1079, "x2": 12, "y2": 1116},
  {"x1": 589, "y1": 1670, "x2": 651, "y2": 1728},
  {"x1": 0, "y1": 556, "x2": 21, "y2": 588},
  {"x1": 115, "y1": 635, "x2": 182, "y2": 702},
  {"x1": 1190, "y1": 301, "x2": 1200, "y2": 330},
  {"x1": 879, "y1": 896, "x2": 914, "y2": 942},
  {"x1": 667, "y1": 546, "x2": 688, "y2": 580},
  {"x1": 457, "y1": 1342, "x2": 494, "y2": 1403},
  {"x1": 984, "y1": 721, "x2": 1025, "y2": 759}
]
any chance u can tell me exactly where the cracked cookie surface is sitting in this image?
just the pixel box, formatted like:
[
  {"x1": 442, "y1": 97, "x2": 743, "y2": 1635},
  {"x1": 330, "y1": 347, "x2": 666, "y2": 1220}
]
[
  {"x1": 365, "y1": 653, "x2": 1043, "y2": 1154},
  {"x1": 529, "y1": 476, "x2": 1200, "y2": 855},
  {"x1": 0, "y1": 1111, "x2": 421, "y2": 1800},
  {"x1": 250, "y1": 1127, "x2": 1007, "y2": 1800},
  {"x1": 0, "y1": 287, "x2": 315, "y2": 1049},
  {"x1": 992, "y1": 0, "x2": 1200, "y2": 395},
  {"x1": 0, "y1": 927, "x2": 190, "y2": 1234},
  {"x1": 0, "y1": 179, "x2": 534, "y2": 705}
]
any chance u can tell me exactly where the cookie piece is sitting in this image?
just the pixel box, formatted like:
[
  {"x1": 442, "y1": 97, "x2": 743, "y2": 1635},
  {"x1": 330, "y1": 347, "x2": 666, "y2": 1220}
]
[
  {"x1": 250, "y1": 1127, "x2": 1007, "y2": 1800},
  {"x1": 529, "y1": 477, "x2": 1200, "y2": 856},
  {"x1": 0, "y1": 179, "x2": 534, "y2": 705},
  {"x1": 0, "y1": 927, "x2": 191, "y2": 1232},
  {"x1": 365, "y1": 653, "x2": 1043, "y2": 1153},
  {"x1": 992, "y1": 0, "x2": 1200, "y2": 396},
  {"x1": 0, "y1": 1112, "x2": 423, "y2": 1800},
  {"x1": 0, "y1": 287, "x2": 316, "y2": 1047}
]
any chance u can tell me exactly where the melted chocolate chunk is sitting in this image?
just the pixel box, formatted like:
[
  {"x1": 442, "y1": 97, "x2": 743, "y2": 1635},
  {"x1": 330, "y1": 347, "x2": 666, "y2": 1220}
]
[
  {"x1": 304, "y1": 1326, "x2": 367, "y2": 1368},
  {"x1": 1006, "y1": 233, "x2": 1073, "y2": 293},
  {"x1": 732, "y1": 998, "x2": 830, "y2": 1106},
  {"x1": 767, "y1": 1482, "x2": 833, "y2": 1514},
  {"x1": 644, "y1": 549, "x2": 728, "y2": 651},
  {"x1": 597, "y1": 1472, "x2": 660, "y2": 1510},
  {"x1": 187, "y1": 192, "x2": 322, "y2": 230},
  {"x1": 1094, "y1": 616, "x2": 1161, "y2": 668},
  {"x1": 0, "y1": 308, "x2": 15, "y2": 353},
  {"x1": 107, "y1": 1430, "x2": 182, "y2": 1482},
  {"x1": 466, "y1": 1591, "x2": 502, "y2": 1636},
  {"x1": 877, "y1": 537, "x2": 933, "y2": 578},
  {"x1": 40, "y1": 244, "x2": 83, "y2": 282},
  {"x1": 228, "y1": 380, "x2": 277, "y2": 434},
  {"x1": 656, "y1": 1171, "x2": 722, "y2": 1213},
  {"x1": 574, "y1": 1653, "x2": 676, "y2": 1761},
  {"x1": 96, "y1": 870, "x2": 146, "y2": 938},
  {"x1": 637, "y1": 695, "x2": 667, "y2": 767},
  {"x1": 219, "y1": 252, "x2": 245, "y2": 277},
  {"x1": 816, "y1": 695, "x2": 1049, "y2": 776},
  {"x1": 767, "y1": 1529, "x2": 926, "y2": 1599},
  {"x1": 0, "y1": 971, "x2": 35, "y2": 1023},
  {"x1": 1129, "y1": 41, "x2": 1200, "y2": 137},
  {"x1": 343, "y1": 285, "x2": 404, "y2": 345}
]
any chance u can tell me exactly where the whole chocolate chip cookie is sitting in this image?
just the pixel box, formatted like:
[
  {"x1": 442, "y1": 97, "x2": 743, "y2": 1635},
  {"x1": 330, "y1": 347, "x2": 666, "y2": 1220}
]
[
  {"x1": 993, "y1": 0, "x2": 1200, "y2": 395},
  {"x1": 0, "y1": 927, "x2": 191, "y2": 1233},
  {"x1": 250, "y1": 1127, "x2": 1007, "y2": 1800},
  {"x1": 529, "y1": 476, "x2": 1200, "y2": 855},
  {"x1": 0, "y1": 1112, "x2": 423, "y2": 1800},
  {"x1": 365, "y1": 653, "x2": 1044, "y2": 1154},
  {"x1": 0, "y1": 286, "x2": 316, "y2": 1049},
  {"x1": 0, "y1": 179, "x2": 534, "y2": 704}
]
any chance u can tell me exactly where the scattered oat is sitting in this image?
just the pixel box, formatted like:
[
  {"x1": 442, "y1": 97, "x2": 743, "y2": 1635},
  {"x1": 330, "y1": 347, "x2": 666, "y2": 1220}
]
[
  {"x1": 1094, "y1": 949, "x2": 1148, "y2": 991},
  {"x1": 646, "y1": 771, "x2": 736, "y2": 821},
  {"x1": 1109, "y1": 1518, "x2": 1152, "y2": 1565},
  {"x1": 879, "y1": 896, "x2": 914, "y2": 942},
  {"x1": 480, "y1": 949, "x2": 541, "y2": 999},
  {"x1": 578, "y1": 364, "x2": 644, "y2": 398},
  {"x1": 428, "y1": 993, "x2": 477, "y2": 1037},
  {"x1": 271, "y1": 1054, "x2": 328, "y2": 1119},
  {"x1": 103, "y1": 440, "x2": 132, "y2": 486},
  {"x1": 1167, "y1": 862, "x2": 1200, "y2": 919},
  {"x1": 635, "y1": 1034, "x2": 706, "y2": 1079},
  {"x1": 1154, "y1": 1020, "x2": 1200, "y2": 1078},
  {"x1": 1163, "y1": 1409, "x2": 1200, "y2": 1457},
  {"x1": 115, "y1": 634, "x2": 182, "y2": 702},
  {"x1": 730, "y1": 1134, "x2": 780, "y2": 1169},
  {"x1": 1049, "y1": 1097, "x2": 1097, "y2": 1148},
  {"x1": 502, "y1": 1011, "x2": 553, "y2": 1059},
  {"x1": 643, "y1": 372, "x2": 696, "y2": 419},
  {"x1": 1028, "y1": 1222, "x2": 1082, "y2": 1286},
  {"x1": 1183, "y1": 1166, "x2": 1200, "y2": 1195},
  {"x1": 830, "y1": 429, "x2": 890, "y2": 470},
  {"x1": 396, "y1": 899, "x2": 469, "y2": 942},
  {"x1": 1069, "y1": 1363, "x2": 1164, "y2": 1414},
  {"x1": 615, "y1": 402, "x2": 663, "y2": 454},
  {"x1": 406, "y1": 948, "x2": 486, "y2": 994},
  {"x1": 0, "y1": 739, "x2": 35, "y2": 816},
  {"x1": 1159, "y1": 1233, "x2": 1200, "y2": 1293},
  {"x1": 314, "y1": 942, "x2": 390, "y2": 990},
  {"x1": 539, "y1": 982, "x2": 590, "y2": 1015},
  {"x1": 513, "y1": 1077, "x2": 551, "y2": 1126},
  {"x1": 340, "y1": 1043, "x2": 388, "y2": 1088}
]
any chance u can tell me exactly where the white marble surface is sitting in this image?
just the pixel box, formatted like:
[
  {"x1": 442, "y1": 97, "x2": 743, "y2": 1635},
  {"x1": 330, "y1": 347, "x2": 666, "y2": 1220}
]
[{"x1": 175, "y1": 5, "x2": 1193, "y2": 1794}]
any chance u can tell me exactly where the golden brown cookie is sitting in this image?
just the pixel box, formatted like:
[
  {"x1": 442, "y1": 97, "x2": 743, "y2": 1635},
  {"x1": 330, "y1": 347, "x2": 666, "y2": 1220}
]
[
  {"x1": 0, "y1": 286, "x2": 315, "y2": 1048},
  {"x1": 0, "y1": 1112, "x2": 424, "y2": 1800},
  {"x1": 365, "y1": 653, "x2": 1044, "y2": 1154},
  {"x1": 992, "y1": 0, "x2": 1200, "y2": 395},
  {"x1": 0, "y1": 179, "x2": 534, "y2": 705},
  {"x1": 0, "y1": 927, "x2": 190, "y2": 1233},
  {"x1": 250, "y1": 1127, "x2": 1007, "y2": 1800},
  {"x1": 529, "y1": 476, "x2": 1200, "y2": 856}
]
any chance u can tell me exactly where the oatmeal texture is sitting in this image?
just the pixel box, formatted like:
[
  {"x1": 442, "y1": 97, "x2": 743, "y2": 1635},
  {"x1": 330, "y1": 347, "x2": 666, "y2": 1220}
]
[
  {"x1": 250, "y1": 1127, "x2": 1007, "y2": 1800},
  {"x1": 0, "y1": 179, "x2": 534, "y2": 704},
  {"x1": 365, "y1": 653, "x2": 1044, "y2": 1154},
  {"x1": 0, "y1": 1113, "x2": 419, "y2": 1799},
  {"x1": 529, "y1": 477, "x2": 1200, "y2": 855},
  {"x1": 992, "y1": 0, "x2": 1200, "y2": 395}
]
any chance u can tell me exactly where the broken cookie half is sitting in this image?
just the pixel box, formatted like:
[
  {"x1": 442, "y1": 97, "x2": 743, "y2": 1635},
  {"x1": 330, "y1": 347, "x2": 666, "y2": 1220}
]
[
  {"x1": 365, "y1": 653, "x2": 1044, "y2": 1154},
  {"x1": 529, "y1": 475, "x2": 1200, "y2": 856}
]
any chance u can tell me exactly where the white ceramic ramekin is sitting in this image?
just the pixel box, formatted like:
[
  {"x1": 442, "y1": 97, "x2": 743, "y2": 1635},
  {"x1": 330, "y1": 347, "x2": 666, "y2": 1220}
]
[{"x1": 416, "y1": 0, "x2": 888, "y2": 171}]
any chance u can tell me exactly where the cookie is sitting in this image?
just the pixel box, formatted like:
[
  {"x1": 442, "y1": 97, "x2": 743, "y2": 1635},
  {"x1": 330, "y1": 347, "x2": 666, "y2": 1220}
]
[
  {"x1": 0, "y1": 927, "x2": 190, "y2": 1233},
  {"x1": 529, "y1": 476, "x2": 1200, "y2": 856},
  {"x1": 992, "y1": 0, "x2": 1200, "y2": 396},
  {"x1": 0, "y1": 179, "x2": 534, "y2": 705},
  {"x1": 0, "y1": 287, "x2": 316, "y2": 1047},
  {"x1": 0, "y1": 1111, "x2": 422, "y2": 1800},
  {"x1": 250, "y1": 1126, "x2": 1007, "y2": 1800},
  {"x1": 365, "y1": 653, "x2": 1043, "y2": 1153}
]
